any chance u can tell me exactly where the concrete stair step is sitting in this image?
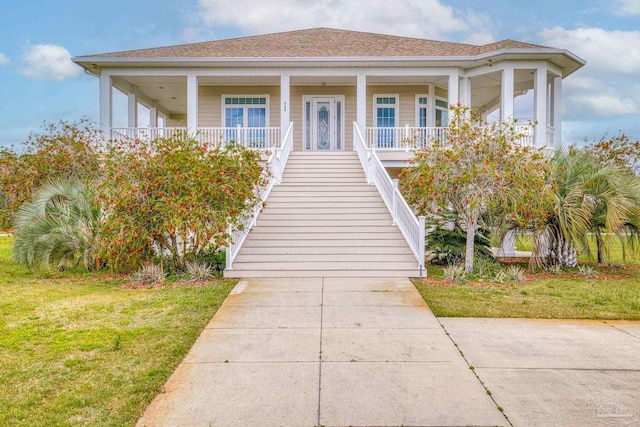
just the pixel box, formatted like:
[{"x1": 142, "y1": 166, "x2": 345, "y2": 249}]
[
  {"x1": 250, "y1": 225, "x2": 400, "y2": 233},
  {"x1": 230, "y1": 261, "x2": 420, "y2": 269},
  {"x1": 224, "y1": 269, "x2": 422, "y2": 278},
  {"x1": 234, "y1": 253, "x2": 416, "y2": 263},
  {"x1": 261, "y1": 207, "x2": 390, "y2": 214},
  {"x1": 280, "y1": 178, "x2": 366, "y2": 183},
  {"x1": 265, "y1": 202, "x2": 387, "y2": 209},
  {"x1": 242, "y1": 239, "x2": 410, "y2": 247},
  {"x1": 267, "y1": 197, "x2": 383, "y2": 204},
  {"x1": 243, "y1": 232, "x2": 402, "y2": 240},
  {"x1": 255, "y1": 219, "x2": 393, "y2": 227},
  {"x1": 258, "y1": 216, "x2": 391, "y2": 225},
  {"x1": 274, "y1": 186, "x2": 377, "y2": 192},
  {"x1": 238, "y1": 246, "x2": 413, "y2": 255}
]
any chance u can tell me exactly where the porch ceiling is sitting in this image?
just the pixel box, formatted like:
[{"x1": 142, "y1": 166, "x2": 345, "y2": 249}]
[{"x1": 119, "y1": 76, "x2": 187, "y2": 114}]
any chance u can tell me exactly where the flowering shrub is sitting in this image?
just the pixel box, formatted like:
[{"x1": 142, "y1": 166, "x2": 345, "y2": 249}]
[
  {"x1": 97, "y1": 135, "x2": 267, "y2": 272},
  {"x1": 0, "y1": 119, "x2": 103, "y2": 230},
  {"x1": 401, "y1": 105, "x2": 554, "y2": 273}
]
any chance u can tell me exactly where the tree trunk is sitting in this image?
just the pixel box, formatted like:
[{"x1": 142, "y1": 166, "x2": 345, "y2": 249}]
[
  {"x1": 549, "y1": 237, "x2": 578, "y2": 267},
  {"x1": 465, "y1": 219, "x2": 475, "y2": 273},
  {"x1": 595, "y1": 230, "x2": 605, "y2": 264}
]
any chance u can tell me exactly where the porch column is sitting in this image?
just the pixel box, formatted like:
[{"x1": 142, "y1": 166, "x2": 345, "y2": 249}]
[
  {"x1": 356, "y1": 72, "x2": 367, "y2": 132},
  {"x1": 534, "y1": 65, "x2": 548, "y2": 147},
  {"x1": 501, "y1": 65, "x2": 514, "y2": 120},
  {"x1": 187, "y1": 74, "x2": 198, "y2": 134},
  {"x1": 150, "y1": 100, "x2": 158, "y2": 127},
  {"x1": 459, "y1": 76, "x2": 471, "y2": 108},
  {"x1": 427, "y1": 83, "x2": 435, "y2": 127},
  {"x1": 447, "y1": 70, "x2": 459, "y2": 112},
  {"x1": 552, "y1": 75, "x2": 563, "y2": 147},
  {"x1": 280, "y1": 74, "x2": 290, "y2": 131},
  {"x1": 127, "y1": 85, "x2": 138, "y2": 128},
  {"x1": 99, "y1": 73, "x2": 112, "y2": 136}
]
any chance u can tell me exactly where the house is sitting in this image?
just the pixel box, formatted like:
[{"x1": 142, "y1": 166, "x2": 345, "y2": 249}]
[{"x1": 73, "y1": 28, "x2": 585, "y2": 278}]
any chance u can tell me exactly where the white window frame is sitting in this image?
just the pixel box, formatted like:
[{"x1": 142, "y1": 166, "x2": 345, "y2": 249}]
[
  {"x1": 372, "y1": 94, "x2": 399, "y2": 128},
  {"x1": 415, "y1": 94, "x2": 429, "y2": 128},
  {"x1": 221, "y1": 95, "x2": 270, "y2": 127},
  {"x1": 435, "y1": 96, "x2": 449, "y2": 127}
]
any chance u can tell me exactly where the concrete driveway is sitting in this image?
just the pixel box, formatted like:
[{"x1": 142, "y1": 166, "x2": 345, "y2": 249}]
[
  {"x1": 440, "y1": 318, "x2": 640, "y2": 427},
  {"x1": 136, "y1": 278, "x2": 506, "y2": 427},
  {"x1": 136, "y1": 278, "x2": 640, "y2": 427}
]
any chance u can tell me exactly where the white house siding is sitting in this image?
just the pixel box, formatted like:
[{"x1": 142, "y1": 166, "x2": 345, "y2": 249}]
[
  {"x1": 365, "y1": 85, "x2": 448, "y2": 128},
  {"x1": 197, "y1": 85, "x2": 281, "y2": 128},
  {"x1": 290, "y1": 85, "x2": 356, "y2": 151}
]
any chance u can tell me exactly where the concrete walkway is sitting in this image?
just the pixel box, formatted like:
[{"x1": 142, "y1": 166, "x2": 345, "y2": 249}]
[
  {"x1": 440, "y1": 318, "x2": 640, "y2": 427},
  {"x1": 136, "y1": 278, "x2": 506, "y2": 426}
]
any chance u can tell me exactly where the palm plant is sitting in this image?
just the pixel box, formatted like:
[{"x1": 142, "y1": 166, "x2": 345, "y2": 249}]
[
  {"x1": 531, "y1": 149, "x2": 640, "y2": 267},
  {"x1": 13, "y1": 179, "x2": 100, "y2": 271}
]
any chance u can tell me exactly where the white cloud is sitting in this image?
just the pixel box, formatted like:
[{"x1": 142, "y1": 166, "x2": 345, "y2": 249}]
[
  {"x1": 20, "y1": 44, "x2": 82, "y2": 81},
  {"x1": 613, "y1": 0, "x2": 640, "y2": 16},
  {"x1": 539, "y1": 27, "x2": 640, "y2": 75},
  {"x1": 0, "y1": 53, "x2": 9, "y2": 65},
  {"x1": 195, "y1": 0, "x2": 495, "y2": 43},
  {"x1": 538, "y1": 26, "x2": 640, "y2": 119}
]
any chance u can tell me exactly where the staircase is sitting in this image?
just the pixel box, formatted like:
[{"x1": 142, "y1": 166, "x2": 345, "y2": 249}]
[{"x1": 225, "y1": 151, "x2": 421, "y2": 277}]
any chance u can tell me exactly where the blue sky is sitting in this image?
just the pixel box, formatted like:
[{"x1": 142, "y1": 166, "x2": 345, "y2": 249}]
[{"x1": 1, "y1": 0, "x2": 639, "y2": 149}]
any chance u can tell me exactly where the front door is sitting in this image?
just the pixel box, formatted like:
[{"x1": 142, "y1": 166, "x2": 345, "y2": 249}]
[{"x1": 304, "y1": 96, "x2": 344, "y2": 151}]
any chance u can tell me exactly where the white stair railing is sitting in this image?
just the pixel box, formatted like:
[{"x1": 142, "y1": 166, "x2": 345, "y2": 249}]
[
  {"x1": 354, "y1": 122, "x2": 426, "y2": 277},
  {"x1": 225, "y1": 122, "x2": 294, "y2": 270}
]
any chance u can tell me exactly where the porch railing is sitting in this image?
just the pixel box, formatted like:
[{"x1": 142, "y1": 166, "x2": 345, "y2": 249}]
[
  {"x1": 225, "y1": 122, "x2": 294, "y2": 270},
  {"x1": 365, "y1": 126, "x2": 448, "y2": 150},
  {"x1": 110, "y1": 126, "x2": 280, "y2": 150},
  {"x1": 354, "y1": 122, "x2": 426, "y2": 277}
]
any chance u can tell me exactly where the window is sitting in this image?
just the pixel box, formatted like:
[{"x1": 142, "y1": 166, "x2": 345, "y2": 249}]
[
  {"x1": 222, "y1": 96, "x2": 269, "y2": 147},
  {"x1": 373, "y1": 95, "x2": 399, "y2": 148},
  {"x1": 416, "y1": 96, "x2": 428, "y2": 127},
  {"x1": 435, "y1": 98, "x2": 449, "y2": 127}
]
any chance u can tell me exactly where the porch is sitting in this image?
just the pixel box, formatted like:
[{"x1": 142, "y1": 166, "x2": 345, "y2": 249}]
[{"x1": 99, "y1": 63, "x2": 563, "y2": 154}]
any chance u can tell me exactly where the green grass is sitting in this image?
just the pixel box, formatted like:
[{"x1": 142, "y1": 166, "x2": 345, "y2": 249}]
[
  {"x1": 515, "y1": 234, "x2": 640, "y2": 265},
  {"x1": 415, "y1": 266, "x2": 640, "y2": 319},
  {"x1": 0, "y1": 236, "x2": 237, "y2": 426}
]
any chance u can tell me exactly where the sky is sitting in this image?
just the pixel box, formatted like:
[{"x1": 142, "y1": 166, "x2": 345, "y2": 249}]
[{"x1": 0, "y1": 0, "x2": 639, "y2": 149}]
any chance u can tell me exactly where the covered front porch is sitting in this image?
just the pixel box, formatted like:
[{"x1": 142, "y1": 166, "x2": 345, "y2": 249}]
[{"x1": 99, "y1": 63, "x2": 563, "y2": 154}]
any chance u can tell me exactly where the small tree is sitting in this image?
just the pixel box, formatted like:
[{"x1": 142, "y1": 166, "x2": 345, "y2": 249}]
[
  {"x1": 0, "y1": 119, "x2": 103, "y2": 230},
  {"x1": 586, "y1": 133, "x2": 640, "y2": 175},
  {"x1": 97, "y1": 134, "x2": 267, "y2": 272},
  {"x1": 401, "y1": 105, "x2": 553, "y2": 273}
]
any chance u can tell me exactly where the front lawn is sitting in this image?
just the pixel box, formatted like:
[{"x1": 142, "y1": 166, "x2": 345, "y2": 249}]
[
  {"x1": 415, "y1": 264, "x2": 640, "y2": 319},
  {"x1": 0, "y1": 236, "x2": 236, "y2": 426}
]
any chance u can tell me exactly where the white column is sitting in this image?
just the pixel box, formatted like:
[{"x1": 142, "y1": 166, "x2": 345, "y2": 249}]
[
  {"x1": 127, "y1": 86, "x2": 138, "y2": 128},
  {"x1": 280, "y1": 74, "x2": 290, "y2": 131},
  {"x1": 427, "y1": 83, "x2": 435, "y2": 127},
  {"x1": 501, "y1": 65, "x2": 514, "y2": 120},
  {"x1": 187, "y1": 74, "x2": 198, "y2": 134},
  {"x1": 534, "y1": 65, "x2": 548, "y2": 147},
  {"x1": 459, "y1": 76, "x2": 471, "y2": 107},
  {"x1": 447, "y1": 70, "x2": 459, "y2": 112},
  {"x1": 99, "y1": 73, "x2": 112, "y2": 136},
  {"x1": 150, "y1": 100, "x2": 158, "y2": 128},
  {"x1": 553, "y1": 75, "x2": 562, "y2": 147},
  {"x1": 356, "y1": 72, "x2": 367, "y2": 132}
]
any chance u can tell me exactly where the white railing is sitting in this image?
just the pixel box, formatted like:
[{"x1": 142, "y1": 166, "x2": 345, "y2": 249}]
[
  {"x1": 546, "y1": 126, "x2": 555, "y2": 146},
  {"x1": 514, "y1": 123, "x2": 535, "y2": 147},
  {"x1": 111, "y1": 127, "x2": 188, "y2": 141},
  {"x1": 354, "y1": 122, "x2": 426, "y2": 277},
  {"x1": 365, "y1": 126, "x2": 448, "y2": 150},
  {"x1": 225, "y1": 122, "x2": 294, "y2": 270},
  {"x1": 197, "y1": 126, "x2": 281, "y2": 149},
  {"x1": 110, "y1": 126, "x2": 280, "y2": 150}
]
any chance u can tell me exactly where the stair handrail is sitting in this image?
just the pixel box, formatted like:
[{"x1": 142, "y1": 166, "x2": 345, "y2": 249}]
[
  {"x1": 353, "y1": 122, "x2": 426, "y2": 276},
  {"x1": 226, "y1": 122, "x2": 294, "y2": 270}
]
